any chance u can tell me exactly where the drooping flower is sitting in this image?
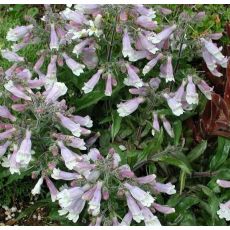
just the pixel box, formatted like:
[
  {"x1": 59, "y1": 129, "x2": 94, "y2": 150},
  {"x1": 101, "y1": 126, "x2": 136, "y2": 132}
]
[
  {"x1": 0, "y1": 106, "x2": 16, "y2": 121},
  {"x1": 186, "y1": 76, "x2": 199, "y2": 105},
  {"x1": 217, "y1": 201, "x2": 230, "y2": 221},
  {"x1": 0, "y1": 141, "x2": 11, "y2": 157},
  {"x1": 2, "y1": 145, "x2": 21, "y2": 174},
  {"x1": 217, "y1": 179, "x2": 230, "y2": 188},
  {"x1": 148, "y1": 25, "x2": 177, "y2": 44},
  {"x1": 135, "y1": 15, "x2": 157, "y2": 30},
  {"x1": 124, "y1": 64, "x2": 144, "y2": 88},
  {"x1": 124, "y1": 182, "x2": 155, "y2": 207},
  {"x1": 50, "y1": 24, "x2": 59, "y2": 50},
  {"x1": 141, "y1": 206, "x2": 161, "y2": 226},
  {"x1": 62, "y1": 52, "x2": 85, "y2": 76},
  {"x1": 88, "y1": 181, "x2": 103, "y2": 216},
  {"x1": 45, "y1": 176, "x2": 59, "y2": 202},
  {"x1": 143, "y1": 53, "x2": 163, "y2": 75},
  {"x1": 159, "y1": 56, "x2": 174, "y2": 82},
  {"x1": 160, "y1": 115, "x2": 174, "y2": 138},
  {"x1": 152, "y1": 202, "x2": 175, "y2": 214},
  {"x1": 151, "y1": 182, "x2": 176, "y2": 195},
  {"x1": 56, "y1": 113, "x2": 81, "y2": 137},
  {"x1": 6, "y1": 25, "x2": 33, "y2": 41},
  {"x1": 51, "y1": 168, "x2": 82, "y2": 180},
  {"x1": 117, "y1": 97, "x2": 145, "y2": 117},
  {"x1": 196, "y1": 80, "x2": 213, "y2": 100},
  {"x1": 31, "y1": 176, "x2": 44, "y2": 195},
  {"x1": 125, "y1": 192, "x2": 144, "y2": 223},
  {"x1": 1, "y1": 49, "x2": 24, "y2": 62},
  {"x1": 15, "y1": 129, "x2": 33, "y2": 166},
  {"x1": 82, "y1": 69, "x2": 103, "y2": 93},
  {"x1": 57, "y1": 141, "x2": 82, "y2": 170},
  {"x1": 163, "y1": 93, "x2": 184, "y2": 116},
  {"x1": 44, "y1": 82, "x2": 68, "y2": 104}
]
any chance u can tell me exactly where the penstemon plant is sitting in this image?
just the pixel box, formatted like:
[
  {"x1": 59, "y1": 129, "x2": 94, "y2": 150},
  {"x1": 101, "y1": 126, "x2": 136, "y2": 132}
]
[{"x1": 0, "y1": 4, "x2": 229, "y2": 226}]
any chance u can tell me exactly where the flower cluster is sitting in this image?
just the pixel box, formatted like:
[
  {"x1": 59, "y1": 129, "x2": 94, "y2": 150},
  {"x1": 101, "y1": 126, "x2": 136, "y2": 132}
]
[{"x1": 48, "y1": 147, "x2": 175, "y2": 225}]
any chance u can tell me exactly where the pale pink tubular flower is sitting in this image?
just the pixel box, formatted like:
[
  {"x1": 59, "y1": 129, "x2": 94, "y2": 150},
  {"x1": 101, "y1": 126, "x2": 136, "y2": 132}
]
[
  {"x1": 82, "y1": 69, "x2": 103, "y2": 93},
  {"x1": 62, "y1": 52, "x2": 85, "y2": 76},
  {"x1": 88, "y1": 148, "x2": 102, "y2": 161},
  {"x1": 152, "y1": 182, "x2": 176, "y2": 195},
  {"x1": 45, "y1": 82, "x2": 67, "y2": 104},
  {"x1": 118, "y1": 165, "x2": 135, "y2": 179},
  {"x1": 34, "y1": 54, "x2": 46, "y2": 78},
  {"x1": 149, "y1": 25, "x2": 177, "y2": 44},
  {"x1": 141, "y1": 206, "x2": 161, "y2": 226},
  {"x1": 6, "y1": 25, "x2": 33, "y2": 41},
  {"x1": 45, "y1": 55, "x2": 57, "y2": 89},
  {"x1": 135, "y1": 4, "x2": 156, "y2": 18},
  {"x1": 16, "y1": 68, "x2": 32, "y2": 80},
  {"x1": 80, "y1": 127, "x2": 91, "y2": 136},
  {"x1": 0, "y1": 106, "x2": 16, "y2": 121},
  {"x1": 159, "y1": 56, "x2": 174, "y2": 82},
  {"x1": 117, "y1": 97, "x2": 145, "y2": 117},
  {"x1": 152, "y1": 202, "x2": 175, "y2": 214},
  {"x1": 50, "y1": 24, "x2": 59, "y2": 50},
  {"x1": 56, "y1": 112, "x2": 81, "y2": 137},
  {"x1": 122, "y1": 29, "x2": 147, "y2": 62},
  {"x1": 143, "y1": 53, "x2": 163, "y2": 75},
  {"x1": 124, "y1": 182, "x2": 154, "y2": 207},
  {"x1": 0, "y1": 141, "x2": 11, "y2": 157},
  {"x1": 28, "y1": 78, "x2": 45, "y2": 89},
  {"x1": 1, "y1": 49, "x2": 24, "y2": 62},
  {"x1": 71, "y1": 115, "x2": 93, "y2": 128},
  {"x1": 109, "y1": 148, "x2": 121, "y2": 169},
  {"x1": 57, "y1": 141, "x2": 82, "y2": 169},
  {"x1": 201, "y1": 38, "x2": 227, "y2": 66},
  {"x1": 161, "y1": 115, "x2": 174, "y2": 138},
  {"x1": 196, "y1": 80, "x2": 213, "y2": 100},
  {"x1": 11, "y1": 104, "x2": 26, "y2": 112},
  {"x1": 105, "y1": 73, "x2": 117, "y2": 96},
  {"x1": 45, "y1": 176, "x2": 59, "y2": 202},
  {"x1": 163, "y1": 93, "x2": 184, "y2": 116},
  {"x1": 124, "y1": 64, "x2": 143, "y2": 88},
  {"x1": 217, "y1": 179, "x2": 230, "y2": 188},
  {"x1": 120, "y1": 211, "x2": 133, "y2": 226},
  {"x1": 0, "y1": 128, "x2": 16, "y2": 141},
  {"x1": 148, "y1": 77, "x2": 161, "y2": 89},
  {"x1": 82, "y1": 185, "x2": 97, "y2": 201},
  {"x1": 125, "y1": 192, "x2": 144, "y2": 223},
  {"x1": 82, "y1": 47, "x2": 98, "y2": 69},
  {"x1": 129, "y1": 87, "x2": 148, "y2": 96},
  {"x1": 136, "y1": 174, "x2": 156, "y2": 185},
  {"x1": 186, "y1": 76, "x2": 199, "y2": 105},
  {"x1": 67, "y1": 136, "x2": 86, "y2": 150},
  {"x1": 72, "y1": 38, "x2": 92, "y2": 57},
  {"x1": 5, "y1": 63, "x2": 17, "y2": 78},
  {"x1": 217, "y1": 200, "x2": 230, "y2": 221},
  {"x1": 88, "y1": 181, "x2": 103, "y2": 216},
  {"x1": 2, "y1": 145, "x2": 21, "y2": 174},
  {"x1": 135, "y1": 16, "x2": 157, "y2": 30},
  {"x1": 15, "y1": 129, "x2": 32, "y2": 166},
  {"x1": 51, "y1": 168, "x2": 82, "y2": 180},
  {"x1": 61, "y1": 8, "x2": 87, "y2": 25},
  {"x1": 138, "y1": 33, "x2": 159, "y2": 54},
  {"x1": 31, "y1": 176, "x2": 44, "y2": 195},
  {"x1": 152, "y1": 112, "x2": 160, "y2": 136}
]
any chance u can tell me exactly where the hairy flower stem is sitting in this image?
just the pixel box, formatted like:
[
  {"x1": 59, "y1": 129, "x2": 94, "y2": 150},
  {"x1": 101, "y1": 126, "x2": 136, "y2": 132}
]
[
  {"x1": 174, "y1": 25, "x2": 188, "y2": 75},
  {"x1": 190, "y1": 171, "x2": 218, "y2": 178}
]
